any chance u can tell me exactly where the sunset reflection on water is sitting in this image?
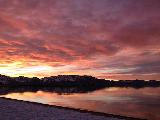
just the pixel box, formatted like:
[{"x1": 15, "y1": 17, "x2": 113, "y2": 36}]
[{"x1": 2, "y1": 87, "x2": 160, "y2": 120}]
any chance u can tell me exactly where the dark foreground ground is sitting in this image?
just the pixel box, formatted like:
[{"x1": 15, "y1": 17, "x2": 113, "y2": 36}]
[{"x1": 0, "y1": 97, "x2": 146, "y2": 120}]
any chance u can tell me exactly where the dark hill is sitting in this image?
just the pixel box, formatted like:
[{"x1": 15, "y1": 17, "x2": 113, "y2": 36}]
[{"x1": 0, "y1": 74, "x2": 159, "y2": 88}]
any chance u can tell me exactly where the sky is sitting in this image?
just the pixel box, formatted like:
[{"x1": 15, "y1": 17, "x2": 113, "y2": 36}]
[{"x1": 0, "y1": 0, "x2": 160, "y2": 80}]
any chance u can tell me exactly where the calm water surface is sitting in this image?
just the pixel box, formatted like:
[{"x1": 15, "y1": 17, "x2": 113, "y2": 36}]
[{"x1": 1, "y1": 87, "x2": 160, "y2": 120}]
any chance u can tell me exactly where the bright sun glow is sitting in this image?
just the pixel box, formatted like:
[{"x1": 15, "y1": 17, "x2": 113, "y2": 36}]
[{"x1": 0, "y1": 62, "x2": 53, "y2": 77}]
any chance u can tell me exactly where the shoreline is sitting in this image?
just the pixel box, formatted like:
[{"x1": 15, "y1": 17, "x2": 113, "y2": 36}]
[{"x1": 0, "y1": 97, "x2": 146, "y2": 120}]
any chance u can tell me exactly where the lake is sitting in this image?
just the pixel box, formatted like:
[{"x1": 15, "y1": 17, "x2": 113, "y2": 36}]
[{"x1": 0, "y1": 87, "x2": 160, "y2": 120}]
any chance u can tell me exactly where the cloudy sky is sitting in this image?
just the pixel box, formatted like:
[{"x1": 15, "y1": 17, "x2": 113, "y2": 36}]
[{"x1": 0, "y1": 0, "x2": 160, "y2": 80}]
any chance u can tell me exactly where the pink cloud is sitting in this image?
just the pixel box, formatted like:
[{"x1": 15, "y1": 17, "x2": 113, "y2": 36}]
[{"x1": 0, "y1": 0, "x2": 160, "y2": 79}]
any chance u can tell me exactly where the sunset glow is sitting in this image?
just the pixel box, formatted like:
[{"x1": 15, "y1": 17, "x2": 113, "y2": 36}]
[{"x1": 0, "y1": 0, "x2": 160, "y2": 80}]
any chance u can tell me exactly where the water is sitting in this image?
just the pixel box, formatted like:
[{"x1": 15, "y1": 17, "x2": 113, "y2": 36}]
[{"x1": 0, "y1": 87, "x2": 160, "y2": 120}]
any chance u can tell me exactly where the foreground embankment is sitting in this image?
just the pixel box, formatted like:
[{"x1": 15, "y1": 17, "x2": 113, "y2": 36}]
[{"x1": 0, "y1": 97, "x2": 145, "y2": 120}]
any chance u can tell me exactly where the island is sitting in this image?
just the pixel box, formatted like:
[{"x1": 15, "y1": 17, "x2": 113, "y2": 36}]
[{"x1": 0, "y1": 74, "x2": 159, "y2": 88}]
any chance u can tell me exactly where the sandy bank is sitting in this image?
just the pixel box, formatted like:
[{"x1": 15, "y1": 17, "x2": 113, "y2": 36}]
[{"x1": 0, "y1": 97, "x2": 144, "y2": 120}]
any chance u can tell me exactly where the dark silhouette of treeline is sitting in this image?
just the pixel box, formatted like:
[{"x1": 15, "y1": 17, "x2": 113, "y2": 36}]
[
  {"x1": 0, "y1": 74, "x2": 160, "y2": 88},
  {"x1": 108, "y1": 79, "x2": 160, "y2": 88},
  {"x1": 0, "y1": 75, "x2": 108, "y2": 88}
]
